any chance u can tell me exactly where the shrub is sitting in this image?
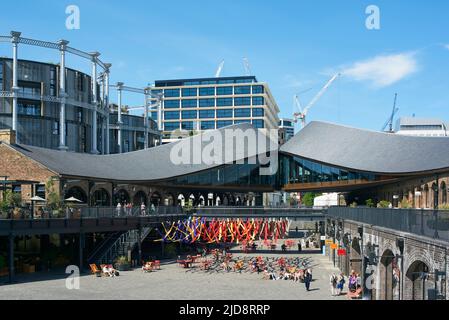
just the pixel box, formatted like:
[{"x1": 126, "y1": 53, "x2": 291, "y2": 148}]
[
  {"x1": 400, "y1": 199, "x2": 412, "y2": 209},
  {"x1": 302, "y1": 193, "x2": 319, "y2": 207},
  {"x1": 438, "y1": 204, "x2": 449, "y2": 210},
  {"x1": 365, "y1": 199, "x2": 375, "y2": 208},
  {"x1": 378, "y1": 200, "x2": 391, "y2": 208},
  {"x1": 350, "y1": 202, "x2": 358, "y2": 208}
]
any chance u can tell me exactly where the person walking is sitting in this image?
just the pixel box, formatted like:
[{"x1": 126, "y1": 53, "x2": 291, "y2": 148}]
[
  {"x1": 298, "y1": 241, "x2": 302, "y2": 253},
  {"x1": 330, "y1": 273, "x2": 338, "y2": 296},
  {"x1": 304, "y1": 269, "x2": 312, "y2": 291},
  {"x1": 336, "y1": 273, "x2": 346, "y2": 295}
]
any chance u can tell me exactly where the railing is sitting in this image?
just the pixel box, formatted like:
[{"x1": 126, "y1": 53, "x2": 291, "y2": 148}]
[
  {"x1": 328, "y1": 207, "x2": 449, "y2": 242},
  {"x1": 0, "y1": 205, "x2": 184, "y2": 220},
  {"x1": 193, "y1": 206, "x2": 326, "y2": 217}
]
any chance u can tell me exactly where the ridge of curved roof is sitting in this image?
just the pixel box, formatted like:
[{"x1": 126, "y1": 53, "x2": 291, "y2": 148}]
[
  {"x1": 280, "y1": 121, "x2": 449, "y2": 174},
  {"x1": 8, "y1": 123, "x2": 277, "y2": 182}
]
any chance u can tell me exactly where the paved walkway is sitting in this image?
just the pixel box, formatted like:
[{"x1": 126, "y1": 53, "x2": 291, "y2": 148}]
[{"x1": 0, "y1": 249, "x2": 346, "y2": 300}]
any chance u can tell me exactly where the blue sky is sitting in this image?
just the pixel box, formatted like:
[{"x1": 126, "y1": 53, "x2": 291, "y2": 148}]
[{"x1": 1, "y1": 0, "x2": 448, "y2": 130}]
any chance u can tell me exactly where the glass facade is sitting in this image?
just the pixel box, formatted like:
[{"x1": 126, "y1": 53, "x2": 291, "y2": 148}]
[
  {"x1": 234, "y1": 119, "x2": 251, "y2": 124},
  {"x1": 252, "y1": 119, "x2": 264, "y2": 128},
  {"x1": 155, "y1": 77, "x2": 257, "y2": 87},
  {"x1": 252, "y1": 96, "x2": 264, "y2": 105},
  {"x1": 164, "y1": 111, "x2": 180, "y2": 120},
  {"x1": 217, "y1": 98, "x2": 233, "y2": 107},
  {"x1": 216, "y1": 86, "x2": 233, "y2": 95},
  {"x1": 199, "y1": 109, "x2": 215, "y2": 119},
  {"x1": 234, "y1": 108, "x2": 251, "y2": 117},
  {"x1": 182, "y1": 88, "x2": 198, "y2": 97},
  {"x1": 217, "y1": 109, "x2": 233, "y2": 118},
  {"x1": 199, "y1": 87, "x2": 215, "y2": 96},
  {"x1": 252, "y1": 108, "x2": 264, "y2": 117},
  {"x1": 234, "y1": 97, "x2": 251, "y2": 106},
  {"x1": 164, "y1": 122, "x2": 179, "y2": 131},
  {"x1": 280, "y1": 155, "x2": 378, "y2": 185},
  {"x1": 252, "y1": 85, "x2": 264, "y2": 94},
  {"x1": 217, "y1": 120, "x2": 233, "y2": 128},
  {"x1": 201, "y1": 121, "x2": 215, "y2": 130},
  {"x1": 199, "y1": 98, "x2": 215, "y2": 108},
  {"x1": 18, "y1": 101, "x2": 41, "y2": 116},
  {"x1": 181, "y1": 121, "x2": 194, "y2": 130},
  {"x1": 0, "y1": 62, "x2": 3, "y2": 89},
  {"x1": 162, "y1": 162, "x2": 275, "y2": 187},
  {"x1": 164, "y1": 100, "x2": 180, "y2": 108},
  {"x1": 234, "y1": 86, "x2": 251, "y2": 95},
  {"x1": 182, "y1": 110, "x2": 197, "y2": 119},
  {"x1": 181, "y1": 99, "x2": 197, "y2": 108},
  {"x1": 164, "y1": 89, "x2": 180, "y2": 97}
]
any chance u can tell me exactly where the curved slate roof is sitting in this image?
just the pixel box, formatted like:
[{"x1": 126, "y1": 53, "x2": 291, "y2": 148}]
[
  {"x1": 280, "y1": 121, "x2": 449, "y2": 175},
  {"x1": 8, "y1": 123, "x2": 277, "y2": 182}
]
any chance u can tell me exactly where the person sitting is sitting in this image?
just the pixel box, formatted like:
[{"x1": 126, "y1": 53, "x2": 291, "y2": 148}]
[
  {"x1": 281, "y1": 244, "x2": 287, "y2": 252},
  {"x1": 251, "y1": 242, "x2": 257, "y2": 251},
  {"x1": 142, "y1": 262, "x2": 153, "y2": 272},
  {"x1": 347, "y1": 285, "x2": 363, "y2": 299},
  {"x1": 102, "y1": 264, "x2": 117, "y2": 277}
]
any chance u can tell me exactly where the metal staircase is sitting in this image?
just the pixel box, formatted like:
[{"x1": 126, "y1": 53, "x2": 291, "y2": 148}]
[{"x1": 89, "y1": 227, "x2": 153, "y2": 265}]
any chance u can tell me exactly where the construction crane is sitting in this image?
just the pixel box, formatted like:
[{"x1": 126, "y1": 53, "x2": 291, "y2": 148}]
[
  {"x1": 243, "y1": 57, "x2": 252, "y2": 76},
  {"x1": 293, "y1": 73, "x2": 341, "y2": 128},
  {"x1": 381, "y1": 93, "x2": 399, "y2": 133},
  {"x1": 215, "y1": 60, "x2": 225, "y2": 78}
]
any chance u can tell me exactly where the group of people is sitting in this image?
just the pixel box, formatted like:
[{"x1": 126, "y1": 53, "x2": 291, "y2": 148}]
[
  {"x1": 102, "y1": 264, "x2": 119, "y2": 277},
  {"x1": 330, "y1": 270, "x2": 362, "y2": 296}
]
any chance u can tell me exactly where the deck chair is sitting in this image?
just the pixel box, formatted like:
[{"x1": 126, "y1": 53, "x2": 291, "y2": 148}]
[{"x1": 89, "y1": 264, "x2": 102, "y2": 277}]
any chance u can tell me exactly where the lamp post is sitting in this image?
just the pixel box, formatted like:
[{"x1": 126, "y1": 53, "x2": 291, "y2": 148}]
[
  {"x1": 358, "y1": 226, "x2": 365, "y2": 298},
  {"x1": 432, "y1": 179, "x2": 439, "y2": 239},
  {"x1": 396, "y1": 237, "x2": 405, "y2": 300},
  {"x1": 393, "y1": 195, "x2": 399, "y2": 208}
]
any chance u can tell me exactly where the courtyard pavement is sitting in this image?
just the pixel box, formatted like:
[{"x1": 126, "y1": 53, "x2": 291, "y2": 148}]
[{"x1": 0, "y1": 247, "x2": 346, "y2": 300}]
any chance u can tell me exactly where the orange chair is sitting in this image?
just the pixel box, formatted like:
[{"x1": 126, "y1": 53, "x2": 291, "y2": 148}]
[{"x1": 89, "y1": 264, "x2": 102, "y2": 277}]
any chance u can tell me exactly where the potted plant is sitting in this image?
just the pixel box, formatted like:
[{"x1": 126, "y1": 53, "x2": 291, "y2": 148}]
[{"x1": 114, "y1": 256, "x2": 131, "y2": 271}]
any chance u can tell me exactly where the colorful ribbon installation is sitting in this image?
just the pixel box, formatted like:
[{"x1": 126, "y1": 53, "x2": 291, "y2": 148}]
[{"x1": 156, "y1": 217, "x2": 291, "y2": 244}]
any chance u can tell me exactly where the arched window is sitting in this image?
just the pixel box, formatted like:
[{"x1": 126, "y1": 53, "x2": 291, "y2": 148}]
[
  {"x1": 441, "y1": 181, "x2": 447, "y2": 205},
  {"x1": 133, "y1": 191, "x2": 147, "y2": 206},
  {"x1": 65, "y1": 186, "x2": 87, "y2": 203},
  {"x1": 92, "y1": 188, "x2": 110, "y2": 206},
  {"x1": 114, "y1": 189, "x2": 130, "y2": 205}
]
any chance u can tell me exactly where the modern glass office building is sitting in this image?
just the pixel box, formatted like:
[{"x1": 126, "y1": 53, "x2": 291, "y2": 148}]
[{"x1": 148, "y1": 76, "x2": 280, "y2": 143}]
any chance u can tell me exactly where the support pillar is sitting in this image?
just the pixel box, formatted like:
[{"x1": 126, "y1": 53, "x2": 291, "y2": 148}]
[
  {"x1": 104, "y1": 63, "x2": 111, "y2": 154},
  {"x1": 79, "y1": 233, "x2": 85, "y2": 273},
  {"x1": 144, "y1": 90, "x2": 149, "y2": 149},
  {"x1": 11, "y1": 31, "x2": 21, "y2": 141},
  {"x1": 8, "y1": 234, "x2": 15, "y2": 283},
  {"x1": 137, "y1": 227, "x2": 142, "y2": 266},
  {"x1": 58, "y1": 39, "x2": 69, "y2": 150},
  {"x1": 116, "y1": 82, "x2": 124, "y2": 154},
  {"x1": 90, "y1": 52, "x2": 100, "y2": 154}
]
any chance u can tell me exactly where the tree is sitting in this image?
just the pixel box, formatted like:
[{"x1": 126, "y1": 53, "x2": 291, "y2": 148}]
[
  {"x1": 301, "y1": 192, "x2": 319, "y2": 207},
  {"x1": 45, "y1": 179, "x2": 63, "y2": 211}
]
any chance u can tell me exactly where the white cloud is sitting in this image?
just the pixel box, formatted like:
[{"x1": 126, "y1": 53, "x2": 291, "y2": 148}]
[
  {"x1": 342, "y1": 53, "x2": 418, "y2": 87},
  {"x1": 283, "y1": 75, "x2": 313, "y2": 89},
  {"x1": 444, "y1": 44, "x2": 449, "y2": 51}
]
